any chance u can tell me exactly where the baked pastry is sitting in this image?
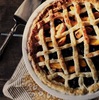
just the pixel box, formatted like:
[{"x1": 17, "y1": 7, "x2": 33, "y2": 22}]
[{"x1": 27, "y1": 0, "x2": 99, "y2": 95}]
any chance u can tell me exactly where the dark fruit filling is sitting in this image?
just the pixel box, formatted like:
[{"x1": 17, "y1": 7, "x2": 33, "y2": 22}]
[
  {"x1": 97, "y1": 23, "x2": 99, "y2": 28},
  {"x1": 89, "y1": 45, "x2": 99, "y2": 52},
  {"x1": 77, "y1": 42, "x2": 84, "y2": 56},
  {"x1": 62, "y1": 47, "x2": 72, "y2": 57},
  {"x1": 37, "y1": 45, "x2": 43, "y2": 52},
  {"x1": 92, "y1": 7, "x2": 99, "y2": 19},
  {"x1": 85, "y1": 26, "x2": 96, "y2": 36},
  {"x1": 42, "y1": 65, "x2": 49, "y2": 75},
  {"x1": 65, "y1": 34, "x2": 71, "y2": 43},
  {"x1": 49, "y1": 52, "x2": 58, "y2": 59},
  {"x1": 84, "y1": 77, "x2": 94, "y2": 87},
  {"x1": 58, "y1": 9, "x2": 63, "y2": 13},
  {"x1": 69, "y1": 16, "x2": 76, "y2": 22},
  {"x1": 44, "y1": 29, "x2": 50, "y2": 37},
  {"x1": 91, "y1": 56, "x2": 99, "y2": 71},
  {"x1": 68, "y1": 77, "x2": 79, "y2": 88},
  {"x1": 79, "y1": 4, "x2": 85, "y2": 9},
  {"x1": 92, "y1": 8, "x2": 97, "y2": 13},
  {"x1": 67, "y1": 60, "x2": 74, "y2": 66},
  {"x1": 54, "y1": 18, "x2": 63, "y2": 26},
  {"x1": 80, "y1": 65, "x2": 91, "y2": 72},
  {"x1": 80, "y1": 11, "x2": 88, "y2": 18},
  {"x1": 44, "y1": 23, "x2": 50, "y2": 37},
  {"x1": 67, "y1": 60, "x2": 75, "y2": 74}
]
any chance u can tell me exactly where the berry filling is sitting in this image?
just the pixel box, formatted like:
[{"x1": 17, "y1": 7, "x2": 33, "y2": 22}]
[
  {"x1": 68, "y1": 77, "x2": 79, "y2": 89},
  {"x1": 77, "y1": 42, "x2": 84, "y2": 56},
  {"x1": 91, "y1": 56, "x2": 99, "y2": 71},
  {"x1": 49, "y1": 52, "x2": 58, "y2": 59},
  {"x1": 89, "y1": 45, "x2": 99, "y2": 52},
  {"x1": 54, "y1": 18, "x2": 63, "y2": 27},
  {"x1": 62, "y1": 47, "x2": 72, "y2": 57},
  {"x1": 85, "y1": 26, "x2": 96, "y2": 36},
  {"x1": 84, "y1": 77, "x2": 94, "y2": 87}
]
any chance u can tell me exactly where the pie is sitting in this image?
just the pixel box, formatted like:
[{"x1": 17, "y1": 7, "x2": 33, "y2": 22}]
[{"x1": 27, "y1": 0, "x2": 99, "y2": 95}]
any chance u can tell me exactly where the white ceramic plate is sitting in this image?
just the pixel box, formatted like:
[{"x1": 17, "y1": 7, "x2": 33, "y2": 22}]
[{"x1": 22, "y1": 0, "x2": 99, "y2": 99}]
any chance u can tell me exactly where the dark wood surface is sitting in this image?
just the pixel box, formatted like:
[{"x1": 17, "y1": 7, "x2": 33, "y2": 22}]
[{"x1": 0, "y1": 0, "x2": 23, "y2": 99}]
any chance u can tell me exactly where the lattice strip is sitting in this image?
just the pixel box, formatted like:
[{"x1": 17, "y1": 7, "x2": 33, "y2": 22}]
[
  {"x1": 84, "y1": 2, "x2": 98, "y2": 82},
  {"x1": 39, "y1": 27, "x2": 53, "y2": 74},
  {"x1": 62, "y1": 4, "x2": 80, "y2": 74},
  {"x1": 49, "y1": 9, "x2": 68, "y2": 74}
]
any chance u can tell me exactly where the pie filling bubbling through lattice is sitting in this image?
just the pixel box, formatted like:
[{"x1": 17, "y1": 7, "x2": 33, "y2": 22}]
[{"x1": 27, "y1": 0, "x2": 99, "y2": 95}]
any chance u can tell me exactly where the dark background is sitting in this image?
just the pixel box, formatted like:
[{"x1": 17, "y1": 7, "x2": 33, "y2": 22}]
[{"x1": 0, "y1": 0, "x2": 23, "y2": 99}]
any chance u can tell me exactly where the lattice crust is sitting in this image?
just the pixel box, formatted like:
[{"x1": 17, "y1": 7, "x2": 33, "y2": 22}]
[{"x1": 27, "y1": 0, "x2": 99, "y2": 95}]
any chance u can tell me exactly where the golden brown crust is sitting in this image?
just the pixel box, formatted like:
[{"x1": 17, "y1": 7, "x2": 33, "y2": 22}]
[{"x1": 27, "y1": 0, "x2": 99, "y2": 95}]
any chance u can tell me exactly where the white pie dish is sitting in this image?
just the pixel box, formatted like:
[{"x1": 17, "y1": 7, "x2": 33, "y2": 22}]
[{"x1": 22, "y1": 0, "x2": 99, "y2": 99}]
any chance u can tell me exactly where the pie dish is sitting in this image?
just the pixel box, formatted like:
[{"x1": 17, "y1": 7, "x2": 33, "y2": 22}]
[{"x1": 22, "y1": 0, "x2": 99, "y2": 99}]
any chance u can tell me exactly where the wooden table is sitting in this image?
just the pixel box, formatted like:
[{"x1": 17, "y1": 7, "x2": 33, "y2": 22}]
[{"x1": 0, "y1": 0, "x2": 23, "y2": 99}]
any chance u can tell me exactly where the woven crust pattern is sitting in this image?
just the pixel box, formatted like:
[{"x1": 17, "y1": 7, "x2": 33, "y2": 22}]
[{"x1": 27, "y1": 0, "x2": 99, "y2": 95}]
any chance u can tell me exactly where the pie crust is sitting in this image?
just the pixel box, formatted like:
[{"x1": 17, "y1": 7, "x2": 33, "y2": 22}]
[{"x1": 27, "y1": 0, "x2": 99, "y2": 95}]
